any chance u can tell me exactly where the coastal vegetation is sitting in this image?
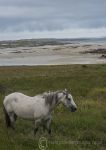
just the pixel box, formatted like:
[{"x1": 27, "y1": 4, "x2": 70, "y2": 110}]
[{"x1": 0, "y1": 64, "x2": 106, "y2": 150}]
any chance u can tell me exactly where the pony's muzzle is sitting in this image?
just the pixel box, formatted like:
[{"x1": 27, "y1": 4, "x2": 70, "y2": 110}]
[{"x1": 71, "y1": 106, "x2": 77, "y2": 112}]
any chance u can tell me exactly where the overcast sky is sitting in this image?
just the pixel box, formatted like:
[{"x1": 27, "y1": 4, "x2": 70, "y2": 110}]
[{"x1": 0, "y1": 0, "x2": 106, "y2": 40}]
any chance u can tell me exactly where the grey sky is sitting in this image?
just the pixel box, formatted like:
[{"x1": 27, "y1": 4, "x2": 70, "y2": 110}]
[{"x1": 0, "y1": 0, "x2": 106, "y2": 40}]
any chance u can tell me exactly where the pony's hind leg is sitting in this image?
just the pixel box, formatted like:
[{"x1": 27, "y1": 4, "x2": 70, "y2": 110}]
[{"x1": 9, "y1": 112, "x2": 16, "y2": 129}]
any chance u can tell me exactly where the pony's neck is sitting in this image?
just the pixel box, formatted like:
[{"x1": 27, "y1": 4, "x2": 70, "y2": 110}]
[{"x1": 49, "y1": 92, "x2": 64, "y2": 112}]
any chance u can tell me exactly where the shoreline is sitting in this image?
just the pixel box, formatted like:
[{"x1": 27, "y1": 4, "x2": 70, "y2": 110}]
[
  {"x1": 0, "y1": 43, "x2": 106, "y2": 66},
  {"x1": 0, "y1": 64, "x2": 106, "y2": 68}
]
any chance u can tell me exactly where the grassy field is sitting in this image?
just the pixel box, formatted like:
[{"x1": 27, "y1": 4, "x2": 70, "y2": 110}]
[{"x1": 0, "y1": 64, "x2": 106, "y2": 150}]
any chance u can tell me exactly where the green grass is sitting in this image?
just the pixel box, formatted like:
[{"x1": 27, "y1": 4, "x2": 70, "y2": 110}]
[{"x1": 0, "y1": 64, "x2": 106, "y2": 150}]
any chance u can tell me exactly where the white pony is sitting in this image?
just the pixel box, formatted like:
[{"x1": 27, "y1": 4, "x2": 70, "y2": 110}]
[{"x1": 3, "y1": 89, "x2": 77, "y2": 134}]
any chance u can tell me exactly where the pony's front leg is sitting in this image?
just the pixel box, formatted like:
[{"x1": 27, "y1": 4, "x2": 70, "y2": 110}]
[
  {"x1": 34, "y1": 119, "x2": 41, "y2": 135},
  {"x1": 46, "y1": 118, "x2": 52, "y2": 135}
]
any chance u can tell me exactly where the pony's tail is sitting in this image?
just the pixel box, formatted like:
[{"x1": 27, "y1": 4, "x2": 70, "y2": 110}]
[{"x1": 3, "y1": 104, "x2": 11, "y2": 128}]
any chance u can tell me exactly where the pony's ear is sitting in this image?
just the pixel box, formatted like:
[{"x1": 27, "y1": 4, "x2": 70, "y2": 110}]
[
  {"x1": 63, "y1": 89, "x2": 67, "y2": 95},
  {"x1": 64, "y1": 88, "x2": 67, "y2": 92}
]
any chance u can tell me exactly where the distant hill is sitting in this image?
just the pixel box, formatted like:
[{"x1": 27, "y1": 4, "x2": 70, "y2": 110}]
[{"x1": 0, "y1": 37, "x2": 106, "y2": 48}]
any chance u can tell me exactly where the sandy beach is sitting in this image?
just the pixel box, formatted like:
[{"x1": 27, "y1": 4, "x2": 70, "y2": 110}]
[{"x1": 0, "y1": 42, "x2": 106, "y2": 66}]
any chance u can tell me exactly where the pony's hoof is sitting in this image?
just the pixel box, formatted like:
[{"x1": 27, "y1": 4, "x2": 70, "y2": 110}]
[
  {"x1": 34, "y1": 128, "x2": 38, "y2": 135},
  {"x1": 48, "y1": 129, "x2": 51, "y2": 135}
]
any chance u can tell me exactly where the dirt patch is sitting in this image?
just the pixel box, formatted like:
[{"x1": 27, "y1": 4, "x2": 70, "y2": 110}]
[
  {"x1": 10, "y1": 51, "x2": 22, "y2": 54},
  {"x1": 82, "y1": 48, "x2": 106, "y2": 54},
  {"x1": 82, "y1": 45, "x2": 91, "y2": 47},
  {"x1": 100, "y1": 54, "x2": 106, "y2": 59}
]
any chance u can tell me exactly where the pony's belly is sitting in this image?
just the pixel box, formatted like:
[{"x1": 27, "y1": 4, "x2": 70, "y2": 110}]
[
  {"x1": 15, "y1": 108, "x2": 34, "y2": 119},
  {"x1": 17, "y1": 112, "x2": 34, "y2": 119}
]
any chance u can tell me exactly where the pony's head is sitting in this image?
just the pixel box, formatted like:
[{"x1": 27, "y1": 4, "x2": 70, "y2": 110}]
[{"x1": 59, "y1": 89, "x2": 77, "y2": 112}]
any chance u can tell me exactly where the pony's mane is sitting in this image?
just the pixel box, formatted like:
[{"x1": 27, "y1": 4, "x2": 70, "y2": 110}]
[
  {"x1": 43, "y1": 91, "x2": 61, "y2": 106},
  {"x1": 42, "y1": 90, "x2": 69, "y2": 106}
]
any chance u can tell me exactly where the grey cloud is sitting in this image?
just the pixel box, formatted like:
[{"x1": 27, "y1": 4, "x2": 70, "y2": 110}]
[{"x1": 0, "y1": 0, "x2": 106, "y2": 33}]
